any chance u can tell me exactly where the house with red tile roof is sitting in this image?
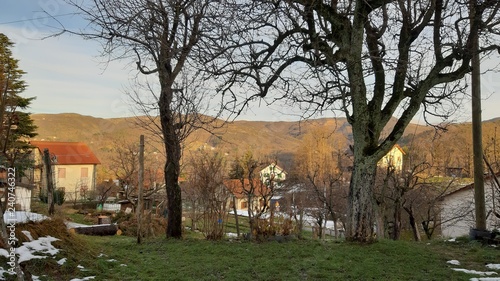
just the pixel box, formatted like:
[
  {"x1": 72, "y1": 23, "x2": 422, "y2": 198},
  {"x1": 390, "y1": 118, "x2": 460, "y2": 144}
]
[
  {"x1": 224, "y1": 178, "x2": 272, "y2": 212},
  {"x1": 30, "y1": 141, "x2": 101, "y2": 201}
]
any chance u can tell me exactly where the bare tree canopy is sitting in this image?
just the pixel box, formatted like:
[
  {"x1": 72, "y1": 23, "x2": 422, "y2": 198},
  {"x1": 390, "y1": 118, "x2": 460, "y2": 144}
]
[
  {"x1": 61, "y1": 0, "x2": 236, "y2": 238},
  {"x1": 209, "y1": 0, "x2": 500, "y2": 241}
]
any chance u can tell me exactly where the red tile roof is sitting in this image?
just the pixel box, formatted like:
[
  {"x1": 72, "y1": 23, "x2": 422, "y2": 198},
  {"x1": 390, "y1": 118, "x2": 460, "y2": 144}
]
[
  {"x1": 223, "y1": 179, "x2": 271, "y2": 199},
  {"x1": 30, "y1": 141, "x2": 101, "y2": 165}
]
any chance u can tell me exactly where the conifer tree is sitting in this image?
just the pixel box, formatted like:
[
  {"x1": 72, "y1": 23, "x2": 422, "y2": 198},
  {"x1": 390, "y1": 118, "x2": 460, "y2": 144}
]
[{"x1": 0, "y1": 33, "x2": 37, "y2": 175}]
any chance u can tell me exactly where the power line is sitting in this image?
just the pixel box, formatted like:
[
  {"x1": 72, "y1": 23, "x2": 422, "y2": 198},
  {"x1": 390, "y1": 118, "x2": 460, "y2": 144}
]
[{"x1": 0, "y1": 13, "x2": 78, "y2": 25}]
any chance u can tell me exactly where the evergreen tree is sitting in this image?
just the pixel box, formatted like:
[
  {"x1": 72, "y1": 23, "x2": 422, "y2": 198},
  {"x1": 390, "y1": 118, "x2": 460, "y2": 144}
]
[{"x1": 0, "y1": 33, "x2": 37, "y2": 175}]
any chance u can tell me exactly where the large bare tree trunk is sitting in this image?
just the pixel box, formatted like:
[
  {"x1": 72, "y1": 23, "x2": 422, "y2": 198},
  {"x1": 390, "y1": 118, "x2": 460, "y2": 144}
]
[
  {"x1": 346, "y1": 157, "x2": 378, "y2": 242},
  {"x1": 160, "y1": 88, "x2": 183, "y2": 239}
]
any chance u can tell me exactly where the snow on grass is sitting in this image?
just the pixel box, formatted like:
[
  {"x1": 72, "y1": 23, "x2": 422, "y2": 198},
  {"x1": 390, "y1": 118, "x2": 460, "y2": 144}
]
[
  {"x1": 57, "y1": 258, "x2": 67, "y2": 265},
  {"x1": 0, "y1": 233, "x2": 60, "y2": 280},
  {"x1": 69, "y1": 277, "x2": 95, "y2": 281},
  {"x1": 487, "y1": 265, "x2": 500, "y2": 270},
  {"x1": 451, "y1": 268, "x2": 498, "y2": 276},
  {"x1": 470, "y1": 278, "x2": 500, "y2": 281},
  {"x1": 0, "y1": 266, "x2": 14, "y2": 280},
  {"x1": 16, "y1": 236, "x2": 59, "y2": 263},
  {"x1": 447, "y1": 260, "x2": 461, "y2": 265},
  {"x1": 21, "y1": 230, "x2": 34, "y2": 241}
]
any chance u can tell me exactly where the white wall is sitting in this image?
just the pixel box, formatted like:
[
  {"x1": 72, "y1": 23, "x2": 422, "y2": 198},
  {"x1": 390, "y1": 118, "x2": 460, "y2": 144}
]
[
  {"x1": 441, "y1": 180, "x2": 500, "y2": 237},
  {"x1": 15, "y1": 187, "x2": 32, "y2": 212}
]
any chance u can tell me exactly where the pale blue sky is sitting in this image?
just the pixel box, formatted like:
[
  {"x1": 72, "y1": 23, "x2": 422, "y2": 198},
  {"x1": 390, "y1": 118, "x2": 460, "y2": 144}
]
[{"x1": 1, "y1": 0, "x2": 499, "y2": 124}]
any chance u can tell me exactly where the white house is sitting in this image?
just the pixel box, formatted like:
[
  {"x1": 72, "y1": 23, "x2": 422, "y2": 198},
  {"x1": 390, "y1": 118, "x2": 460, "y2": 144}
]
[
  {"x1": 260, "y1": 163, "x2": 287, "y2": 185},
  {"x1": 378, "y1": 144, "x2": 405, "y2": 171},
  {"x1": 440, "y1": 175, "x2": 500, "y2": 237},
  {"x1": 30, "y1": 141, "x2": 101, "y2": 201}
]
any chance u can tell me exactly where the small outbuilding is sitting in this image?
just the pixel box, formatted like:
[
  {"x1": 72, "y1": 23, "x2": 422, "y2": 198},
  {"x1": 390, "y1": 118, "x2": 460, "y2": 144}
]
[{"x1": 440, "y1": 174, "x2": 500, "y2": 238}]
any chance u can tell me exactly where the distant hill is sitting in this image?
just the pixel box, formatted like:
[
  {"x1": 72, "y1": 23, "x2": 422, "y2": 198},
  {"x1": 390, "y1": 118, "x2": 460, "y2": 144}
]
[{"x1": 30, "y1": 113, "x2": 438, "y2": 178}]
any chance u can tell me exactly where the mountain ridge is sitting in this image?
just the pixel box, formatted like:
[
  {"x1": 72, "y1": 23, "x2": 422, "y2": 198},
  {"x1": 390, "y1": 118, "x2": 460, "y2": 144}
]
[{"x1": 32, "y1": 113, "x2": 496, "y2": 178}]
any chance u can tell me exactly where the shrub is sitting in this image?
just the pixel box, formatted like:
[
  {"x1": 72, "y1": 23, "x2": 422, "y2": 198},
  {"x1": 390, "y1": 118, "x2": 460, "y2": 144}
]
[{"x1": 39, "y1": 188, "x2": 65, "y2": 205}]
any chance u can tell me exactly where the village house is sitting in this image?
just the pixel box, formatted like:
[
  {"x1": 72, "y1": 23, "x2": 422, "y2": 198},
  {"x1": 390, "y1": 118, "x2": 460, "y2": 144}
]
[
  {"x1": 224, "y1": 178, "x2": 273, "y2": 213},
  {"x1": 378, "y1": 144, "x2": 405, "y2": 171},
  {"x1": 30, "y1": 141, "x2": 100, "y2": 201},
  {"x1": 260, "y1": 163, "x2": 287, "y2": 185},
  {"x1": 440, "y1": 174, "x2": 500, "y2": 237}
]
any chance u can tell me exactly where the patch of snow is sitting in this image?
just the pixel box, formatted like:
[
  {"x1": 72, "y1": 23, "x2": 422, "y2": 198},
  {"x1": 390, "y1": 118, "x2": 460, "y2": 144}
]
[
  {"x1": 448, "y1": 260, "x2": 461, "y2": 265},
  {"x1": 21, "y1": 231, "x2": 34, "y2": 241},
  {"x1": 0, "y1": 248, "x2": 9, "y2": 258},
  {"x1": 69, "y1": 277, "x2": 95, "y2": 281},
  {"x1": 97, "y1": 253, "x2": 107, "y2": 258},
  {"x1": 65, "y1": 222, "x2": 93, "y2": 229},
  {"x1": 226, "y1": 232, "x2": 238, "y2": 238},
  {"x1": 447, "y1": 238, "x2": 457, "y2": 242},
  {"x1": 451, "y1": 268, "x2": 498, "y2": 276},
  {"x1": 3, "y1": 212, "x2": 48, "y2": 224},
  {"x1": 32, "y1": 275, "x2": 41, "y2": 281},
  {"x1": 0, "y1": 266, "x2": 15, "y2": 280},
  {"x1": 106, "y1": 259, "x2": 117, "y2": 262},
  {"x1": 487, "y1": 264, "x2": 500, "y2": 270},
  {"x1": 120, "y1": 264, "x2": 127, "y2": 267},
  {"x1": 57, "y1": 258, "x2": 67, "y2": 265},
  {"x1": 17, "y1": 236, "x2": 59, "y2": 263},
  {"x1": 470, "y1": 278, "x2": 500, "y2": 281}
]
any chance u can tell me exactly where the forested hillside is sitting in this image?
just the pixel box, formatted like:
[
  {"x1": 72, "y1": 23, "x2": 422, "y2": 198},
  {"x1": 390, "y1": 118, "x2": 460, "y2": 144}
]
[{"x1": 31, "y1": 113, "x2": 500, "y2": 179}]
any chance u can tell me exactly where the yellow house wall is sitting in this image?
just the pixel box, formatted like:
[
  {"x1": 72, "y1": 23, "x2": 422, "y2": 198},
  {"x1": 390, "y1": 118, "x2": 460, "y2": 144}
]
[
  {"x1": 54, "y1": 164, "x2": 97, "y2": 201},
  {"x1": 379, "y1": 147, "x2": 404, "y2": 171}
]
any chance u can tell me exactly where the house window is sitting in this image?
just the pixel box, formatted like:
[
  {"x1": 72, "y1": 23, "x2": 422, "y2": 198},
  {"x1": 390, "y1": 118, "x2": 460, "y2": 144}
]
[
  {"x1": 81, "y1": 167, "x2": 89, "y2": 178},
  {"x1": 58, "y1": 168, "x2": 66, "y2": 179},
  {"x1": 241, "y1": 201, "x2": 248, "y2": 209}
]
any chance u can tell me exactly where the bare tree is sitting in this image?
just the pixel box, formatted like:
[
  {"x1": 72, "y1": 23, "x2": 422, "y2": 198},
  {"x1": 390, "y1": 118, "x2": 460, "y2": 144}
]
[
  {"x1": 187, "y1": 150, "x2": 229, "y2": 240},
  {"x1": 95, "y1": 180, "x2": 119, "y2": 206},
  {"x1": 210, "y1": 0, "x2": 500, "y2": 242},
  {"x1": 293, "y1": 127, "x2": 349, "y2": 238},
  {"x1": 228, "y1": 151, "x2": 275, "y2": 238},
  {"x1": 62, "y1": 0, "x2": 234, "y2": 238},
  {"x1": 109, "y1": 140, "x2": 160, "y2": 209}
]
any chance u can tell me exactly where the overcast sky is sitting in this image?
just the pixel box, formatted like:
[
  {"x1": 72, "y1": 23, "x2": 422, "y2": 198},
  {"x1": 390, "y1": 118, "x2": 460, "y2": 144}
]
[{"x1": 1, "y1": 0, "x2": 500, "y2": 124}]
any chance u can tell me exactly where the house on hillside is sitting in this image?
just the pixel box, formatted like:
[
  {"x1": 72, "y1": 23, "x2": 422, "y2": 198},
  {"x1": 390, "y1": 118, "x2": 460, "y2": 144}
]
[
  {"x1": 224, "y1": 179, "x2": 273, "y2": 213},
  {"x1": 378, "y1": 144, "x2": 405, "y2": 171},
  {"x1": 260, "y1": 163, "x2": 287, "y2": 186},
  {"x1": 30, "y1": 141, "x2": 100, "y2": 201},
  {"x1": 440, "y1": 174, "x2": 500, "y2": 237}
]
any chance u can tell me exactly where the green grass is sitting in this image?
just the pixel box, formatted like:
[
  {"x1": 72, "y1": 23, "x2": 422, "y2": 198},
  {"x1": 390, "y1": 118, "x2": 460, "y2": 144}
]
[
  {"x1": 9, "y1": 234, "x2": 500, "y2": 281},
  {"x1": 5, "y1": 205, "x2": 499, "y2": 280}
]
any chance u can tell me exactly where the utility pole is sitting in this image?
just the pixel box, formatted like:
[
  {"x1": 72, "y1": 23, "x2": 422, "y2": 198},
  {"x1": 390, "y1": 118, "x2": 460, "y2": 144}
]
[
  {"x1": 43, "y1": 148, "x2": 55, "y2": 215},
  {"x1": 470, "y1": 0, "x2": 486, "y2": 232},
  {"x1": 137, "y1": 135, "x2": 145, "y2": 244}
]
